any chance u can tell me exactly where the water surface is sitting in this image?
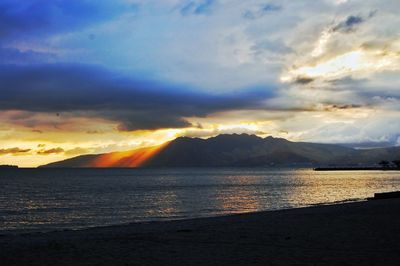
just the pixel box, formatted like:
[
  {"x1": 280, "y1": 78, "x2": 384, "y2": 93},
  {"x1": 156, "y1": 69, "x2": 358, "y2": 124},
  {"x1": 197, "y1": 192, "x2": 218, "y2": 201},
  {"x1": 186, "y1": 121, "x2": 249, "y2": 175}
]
[{"x1": 1, "y1": 168, "x2": 400, "y2": 233}]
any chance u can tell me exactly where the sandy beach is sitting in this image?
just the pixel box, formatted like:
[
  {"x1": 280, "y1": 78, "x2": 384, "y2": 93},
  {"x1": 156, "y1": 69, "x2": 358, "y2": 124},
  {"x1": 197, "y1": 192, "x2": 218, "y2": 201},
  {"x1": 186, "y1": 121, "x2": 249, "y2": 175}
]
[{"x1": 1, "y1": 198, "x2": 399, "y2": 266}]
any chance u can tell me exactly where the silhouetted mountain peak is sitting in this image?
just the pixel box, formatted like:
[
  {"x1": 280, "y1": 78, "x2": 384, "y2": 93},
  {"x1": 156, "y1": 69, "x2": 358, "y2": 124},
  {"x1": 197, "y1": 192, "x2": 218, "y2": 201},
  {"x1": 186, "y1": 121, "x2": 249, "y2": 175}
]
[{"x1": 173, "y1": 136, "x2": 204, "y2": 143}]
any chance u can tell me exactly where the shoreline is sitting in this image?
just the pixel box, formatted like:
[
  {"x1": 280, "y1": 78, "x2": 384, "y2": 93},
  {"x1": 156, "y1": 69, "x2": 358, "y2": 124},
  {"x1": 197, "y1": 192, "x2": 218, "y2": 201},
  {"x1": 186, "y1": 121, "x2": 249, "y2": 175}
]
[
  {"x1": 1, "y1": 198, "x2": 400, "y2": 265},
  {"x1": 0, "y1": 197, "x2": 367, "y2": 236}
]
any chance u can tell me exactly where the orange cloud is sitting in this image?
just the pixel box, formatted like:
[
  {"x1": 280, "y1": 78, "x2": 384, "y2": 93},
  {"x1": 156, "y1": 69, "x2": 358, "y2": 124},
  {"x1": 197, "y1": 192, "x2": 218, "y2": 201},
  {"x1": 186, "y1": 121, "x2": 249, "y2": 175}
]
[
  {"x1": 0, "y1": 147, "x2": 31, "y2": 155},
  {"x1": 37, "y1": 147, "x2": 64, "y2": 155}
]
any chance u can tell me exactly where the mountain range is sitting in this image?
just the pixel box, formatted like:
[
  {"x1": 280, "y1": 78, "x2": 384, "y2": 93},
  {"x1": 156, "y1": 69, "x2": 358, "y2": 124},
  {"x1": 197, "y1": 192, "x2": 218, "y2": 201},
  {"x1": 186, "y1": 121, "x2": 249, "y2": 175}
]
[{"x1": 41, "y1": 134, "x2": 400, "y2": 168}]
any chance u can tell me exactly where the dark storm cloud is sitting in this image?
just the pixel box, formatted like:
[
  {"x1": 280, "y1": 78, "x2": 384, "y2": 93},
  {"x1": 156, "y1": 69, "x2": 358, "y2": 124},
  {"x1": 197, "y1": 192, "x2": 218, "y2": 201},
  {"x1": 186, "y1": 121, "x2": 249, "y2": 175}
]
[
  {"x1": 0, "y1": 64, "x2": 272, "y2": 131},
  {"x1": 0, "y1": 0, "x2": 48, "y2": 37},
  {"x1": 0, "y1": 0, "x2": 136, "y2": 38}
]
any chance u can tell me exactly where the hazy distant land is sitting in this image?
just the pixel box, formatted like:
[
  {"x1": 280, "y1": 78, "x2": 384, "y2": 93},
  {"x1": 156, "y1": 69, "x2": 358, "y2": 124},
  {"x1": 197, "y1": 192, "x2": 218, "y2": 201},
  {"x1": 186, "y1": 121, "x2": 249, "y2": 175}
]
[{"x1": 0, "y1": 165, "x2": 18, "y2": 169}]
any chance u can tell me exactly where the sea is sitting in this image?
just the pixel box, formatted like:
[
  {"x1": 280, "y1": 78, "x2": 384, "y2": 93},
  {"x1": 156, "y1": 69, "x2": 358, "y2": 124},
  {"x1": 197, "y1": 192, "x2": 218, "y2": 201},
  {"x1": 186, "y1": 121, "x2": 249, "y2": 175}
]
[{"x1": 1, "y1": 168, "x2": 400, "y2": 234}]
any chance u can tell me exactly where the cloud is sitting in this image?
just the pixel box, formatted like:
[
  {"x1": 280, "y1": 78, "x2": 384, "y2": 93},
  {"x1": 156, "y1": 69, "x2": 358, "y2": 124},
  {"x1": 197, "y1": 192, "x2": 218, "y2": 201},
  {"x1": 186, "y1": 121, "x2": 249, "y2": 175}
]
[
  {"x1": 1, "y1": 0, "x2": 400, "y2": 149},
  {"x1": 283, "y1": 48, "x2": 400, "y2": 85},
  {"x1": 296, "y1": 109, "x2": 400, "y2": 146},
  {"x1": 0, "y1": 147, "x2": 31, "y2": 155},
  {"x1": 0, "y1": 64, "x2": 272, "y2": 131},
  {"x1": 180, "y1": 0, "x2": 215, "y2": 16},
  {"x1": 332, "y1": 15, "x2": 364, "y2": 33},
  {"x1": 262, "y1": 4, "x2": 281, "y2": 12},
  {"x1": 0, "y1": 0, "x2": 49, "y2": 38},
  {"x1": 293, "y1": 76, "x2": 315, "y2": 85},
  {"x1": 86, "y1": 130, "x2": 100, "y2": 134},
  {"x1": 251, "y1": 39, "x2": 292, "y2": 57},
  {"x1": 243, "y1": 3, "x2": 281, "y2": 20},
  {"x1": 0, "y1": 0, "x2": 136, "y2": 39},
  {"x1": 64, "y1": 147, "x2": 91, "y2": 156},
  {"x1": 37, "y1": 147, "x2": 64, "y2": 155},
  {"x1": 0, "y1": 47, "x2": 56, "y2": 65}
]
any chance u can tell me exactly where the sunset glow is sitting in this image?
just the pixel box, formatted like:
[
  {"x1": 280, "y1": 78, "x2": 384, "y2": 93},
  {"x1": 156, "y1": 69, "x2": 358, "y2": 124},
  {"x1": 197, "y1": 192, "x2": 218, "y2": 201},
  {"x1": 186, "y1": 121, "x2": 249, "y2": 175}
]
[
  {"x1": 1, "y1": 0, "x2": 400, "y2": 167},
  {"x1": 88, "y1": 143, "x2": 169, "y2": 168},
  {"x1": 283, "y1": 49, "x2": 400, "y2": 82}
]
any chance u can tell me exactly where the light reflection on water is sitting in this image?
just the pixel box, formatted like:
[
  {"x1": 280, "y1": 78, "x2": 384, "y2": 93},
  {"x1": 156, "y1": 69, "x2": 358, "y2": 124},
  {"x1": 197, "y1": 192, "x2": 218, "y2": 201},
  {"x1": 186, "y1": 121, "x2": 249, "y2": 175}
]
[{"x1": 1, "y1": 168, "x2": 400, "y2": 233}]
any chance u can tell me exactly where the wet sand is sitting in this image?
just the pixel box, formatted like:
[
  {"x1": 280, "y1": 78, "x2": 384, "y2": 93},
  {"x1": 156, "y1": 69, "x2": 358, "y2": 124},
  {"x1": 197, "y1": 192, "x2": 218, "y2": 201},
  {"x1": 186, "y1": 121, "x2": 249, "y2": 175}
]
[{"x1": 1, "y1": 198, "x2": 400, "y2": 266}]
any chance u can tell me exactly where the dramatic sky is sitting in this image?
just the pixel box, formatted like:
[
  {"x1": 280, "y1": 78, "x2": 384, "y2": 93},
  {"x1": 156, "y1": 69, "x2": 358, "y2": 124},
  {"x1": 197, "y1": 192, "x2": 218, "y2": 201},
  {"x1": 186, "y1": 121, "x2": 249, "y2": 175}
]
[{"x1": 1, "y1": 0, "x2": 400, "y2": 166}]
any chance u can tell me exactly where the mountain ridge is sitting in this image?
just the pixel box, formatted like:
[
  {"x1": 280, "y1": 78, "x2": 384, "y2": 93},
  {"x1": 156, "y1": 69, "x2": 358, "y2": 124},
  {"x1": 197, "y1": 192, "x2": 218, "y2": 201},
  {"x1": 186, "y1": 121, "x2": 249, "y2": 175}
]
[{"x1": 40, "y1": 134, "x2": 400, "y2": 168}]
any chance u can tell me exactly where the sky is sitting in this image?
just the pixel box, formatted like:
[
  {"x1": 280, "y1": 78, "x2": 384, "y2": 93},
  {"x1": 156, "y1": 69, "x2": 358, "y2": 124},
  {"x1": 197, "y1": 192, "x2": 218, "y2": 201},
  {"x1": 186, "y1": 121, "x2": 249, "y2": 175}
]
[{"x1": 0, "y1": 0, "x2": 400, "y2": 167}]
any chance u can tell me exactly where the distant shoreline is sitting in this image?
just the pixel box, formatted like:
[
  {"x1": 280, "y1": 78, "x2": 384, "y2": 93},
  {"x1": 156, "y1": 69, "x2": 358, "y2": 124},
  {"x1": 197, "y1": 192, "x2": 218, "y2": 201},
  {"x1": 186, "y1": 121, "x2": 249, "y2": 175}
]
[
  {"x1": 1, "y1": 166, "x2": 400, "y2": 171},
  {"x1": 314, "y1": 167, "x2": 400, "y2": 171}
]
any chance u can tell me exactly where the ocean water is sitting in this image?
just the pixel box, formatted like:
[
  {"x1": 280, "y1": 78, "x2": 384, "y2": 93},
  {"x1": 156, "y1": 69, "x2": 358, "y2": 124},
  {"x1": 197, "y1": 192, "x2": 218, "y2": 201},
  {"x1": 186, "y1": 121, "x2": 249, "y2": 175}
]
[{"x1": 1, "y1": 168, "x2": 400, "y2": 233}]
